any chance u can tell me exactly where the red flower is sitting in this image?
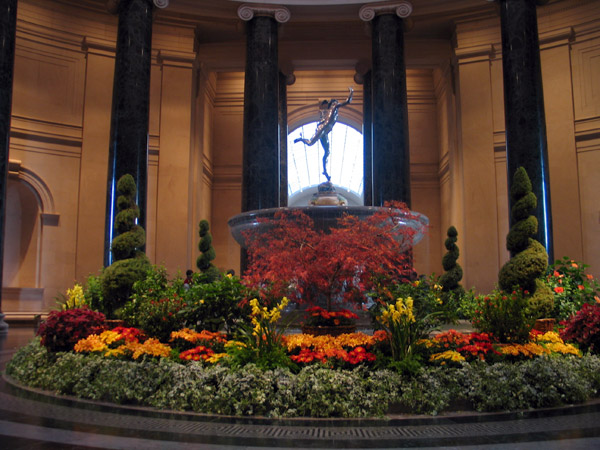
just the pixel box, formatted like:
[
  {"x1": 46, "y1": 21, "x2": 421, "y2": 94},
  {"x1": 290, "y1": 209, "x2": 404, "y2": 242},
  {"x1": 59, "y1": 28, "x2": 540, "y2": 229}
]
[{"x1": 554, "y1": 286, "x2": 564, "y2": 294}]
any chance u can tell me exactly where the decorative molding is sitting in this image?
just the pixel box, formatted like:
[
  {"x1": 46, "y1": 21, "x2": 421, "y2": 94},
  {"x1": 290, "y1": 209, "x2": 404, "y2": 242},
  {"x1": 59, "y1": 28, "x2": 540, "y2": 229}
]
[
  {"x1": 107, "y1": 0, "x2": 168, "y2": 14},
  {"x1": 81, "y1": 36, "x2": 115, "y2": 56},
  {"x1": 539, "y1": 27, "x2": 573, "y2": 50},
  {"x1": 10, "y1": 116, "x2": 82, "y2": 149},
  {"x1": 7, "y1": 159, "x2": 57, "y2": 215},
  {"x1": 359, "y1": 1, "x2": 413, "y2": 22},
  {"x1": 237, "y1": 4, "x2": 291, "y2": 23},
  {"x1": 575, "y1": 118, "x2": 600, "y2": 147},
  {"x1": 41, "y1": 213, "x2": 60, "y2": 226},
  {"x1": 454, "y1": 44, "x2": 495, "y2": 64},
  {"x1": 153, "y1": 0, "x2": 169, "y2": 8},
  {"x1": 157, "y1": 49, "x2": 196, "y2": 68}
]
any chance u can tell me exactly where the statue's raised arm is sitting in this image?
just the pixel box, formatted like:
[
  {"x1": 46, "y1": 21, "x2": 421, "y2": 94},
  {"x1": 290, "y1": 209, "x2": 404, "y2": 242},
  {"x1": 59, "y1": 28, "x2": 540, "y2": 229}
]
[{"x1": 294, "y1": 87, "x2": 354, "y2": 182}]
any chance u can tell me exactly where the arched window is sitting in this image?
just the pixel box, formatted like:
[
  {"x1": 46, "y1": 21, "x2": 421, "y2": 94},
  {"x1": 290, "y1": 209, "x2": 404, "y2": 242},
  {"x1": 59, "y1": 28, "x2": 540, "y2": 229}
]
[{"x1": 287, "y1": 121, "x2": 363, "y2": 206}]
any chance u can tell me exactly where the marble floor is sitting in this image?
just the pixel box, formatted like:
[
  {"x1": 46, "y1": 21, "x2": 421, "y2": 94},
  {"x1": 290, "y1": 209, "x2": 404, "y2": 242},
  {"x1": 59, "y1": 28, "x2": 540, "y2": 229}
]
[{"x1": 1, "y1": 325, "x2": 600, "y2": 450}]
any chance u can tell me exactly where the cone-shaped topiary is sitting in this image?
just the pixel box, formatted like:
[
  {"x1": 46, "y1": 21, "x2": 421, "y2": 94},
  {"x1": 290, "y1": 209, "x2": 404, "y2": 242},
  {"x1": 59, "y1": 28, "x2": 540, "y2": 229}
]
[
  {"x1": 101, "y1": 174, "x2": 150, "y2": 318},
  {"x1": 197, "y1": 219, "x2": 219, "y2": 282},
  {"x1": 439, "y1": 226, "x2": 464, "y2": 295},
  {"x1": 498, "y1": 167, "x2": 548, "y2": 293}
]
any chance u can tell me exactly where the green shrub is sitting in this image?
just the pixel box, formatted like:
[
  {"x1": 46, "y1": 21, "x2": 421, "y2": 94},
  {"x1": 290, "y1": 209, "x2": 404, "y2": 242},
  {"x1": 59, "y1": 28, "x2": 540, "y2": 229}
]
[
  {"x1": 7, "y1": 339, "x2": 600, "y2": 417},
  {"x1": 121, "y1": 266, "x2": 251, "y2": 338},
  {"x1": 498, "y1": 167, "x2": 548, "y2": 294},
  {"x1": 196, "y1": 219, "x2": 219, "y2": 282},
  {"x1": 101, "y1": 174, "x2": 150, "y2": 318},
  {"x1": 527, "y1": 278, "x2": 555, "y2": 320},
  {"x1": 180, "y1": 273, "x2": 251, "y2": 333},
  {"x1": 463, "y1": 357, "x2": 592, "y2": 411},
  {"x1": 439, "y1": 226, "x2": 464, "y2": 295},
  {"x1": 543, "y1": 257, "x2": 600, "y2": 320},
  {"x1": 471, "y1": 289, "x2": 534, "y2": 343}
]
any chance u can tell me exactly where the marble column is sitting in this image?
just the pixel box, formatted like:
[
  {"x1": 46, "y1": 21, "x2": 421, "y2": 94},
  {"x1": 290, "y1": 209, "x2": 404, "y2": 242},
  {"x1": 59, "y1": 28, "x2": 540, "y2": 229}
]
[
  {"x1": 359, "y1": 70, "x2": 373, "y2": 206},
  {"x1": 104, "y1": 0, "x2": 167, "y2": 266},
  {"x1": 0, "y1": 0, "x2": 17, "y2": 335},
  {"x1": 238, "y1": 4, "x2": 290, "y2": 213},
  {"x1": 360, "y1": 1, "x2": 412, "y2": 207},
  {"x1": 278, "y1": 71, "x2": 293, "y2": 207},
  {"x1": 499, "y1": 0, "x2": 553, "y2": 261}
]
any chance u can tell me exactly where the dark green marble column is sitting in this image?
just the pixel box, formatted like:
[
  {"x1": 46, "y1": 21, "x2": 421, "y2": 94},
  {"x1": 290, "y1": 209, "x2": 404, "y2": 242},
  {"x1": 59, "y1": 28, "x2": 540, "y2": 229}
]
[
  {"x1": 361, "y1": 2, "x2": 412, "y2": 207},
  {"x1": 239, "y1": 7, "x2": 287, "y2": 212},
  {"x1": 0, "y1": 0, "x2": 17, "y2": 335},
  {"x1": 500, "y1": 0, "x2": 553, "y2": 261},
  {"x1": 104, "y1": 0, "x2": 155, "y2": 266},
  {"x1": 238, "y1": 5, "x2": 289, "y2": 273},
  {"x1": 279, "y1": 71, "x2": 289, "y2": 207},
  {"x1": 361, "y1": 70, "x2": 373, "y2": 206}
]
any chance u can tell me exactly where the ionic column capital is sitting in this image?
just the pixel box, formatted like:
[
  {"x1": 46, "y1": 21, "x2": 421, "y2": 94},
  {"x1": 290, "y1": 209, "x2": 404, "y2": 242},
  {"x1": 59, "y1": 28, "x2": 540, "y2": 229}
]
[
  {"x1": 237, "y1": 4, "x2": 291, "y2": 23},
  {"x1": 359, "y1": 1, "x2": 413, "y2": 22}
]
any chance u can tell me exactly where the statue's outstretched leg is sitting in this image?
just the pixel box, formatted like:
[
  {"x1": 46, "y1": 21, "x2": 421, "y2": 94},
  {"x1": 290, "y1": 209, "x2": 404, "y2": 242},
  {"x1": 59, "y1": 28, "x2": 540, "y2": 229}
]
[{"x1": 320, "y1": 135, "x2": 331, "y2": 181}]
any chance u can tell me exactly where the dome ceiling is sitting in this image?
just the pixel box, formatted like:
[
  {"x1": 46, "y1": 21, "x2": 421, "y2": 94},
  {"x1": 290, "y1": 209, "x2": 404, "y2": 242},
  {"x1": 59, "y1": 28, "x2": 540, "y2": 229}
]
[{"x1": 162, "y1": 0, "x2": 498, "y2": 42}]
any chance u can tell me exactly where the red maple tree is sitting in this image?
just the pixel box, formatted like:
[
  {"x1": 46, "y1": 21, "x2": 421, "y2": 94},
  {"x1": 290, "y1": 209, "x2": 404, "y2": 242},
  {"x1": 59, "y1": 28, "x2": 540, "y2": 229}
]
[{"x1": 243, "y1": 201, "x2": 419, "y2": 311}]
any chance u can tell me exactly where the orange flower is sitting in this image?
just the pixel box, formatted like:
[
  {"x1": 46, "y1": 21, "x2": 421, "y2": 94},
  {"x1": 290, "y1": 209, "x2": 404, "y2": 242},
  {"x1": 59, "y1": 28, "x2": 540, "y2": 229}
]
[
  {"x1": 578, "y1": 285, "x2": 585, "y2": 290},
  {"x1": 554, "y1": 286, "x2": 564, "y2": 294},
  {"x1": 587, "y1": 274, "x2": 594, "y2": 280},
  {"x1": 571, "y1": 262, "x2": 578, "y2": 268}
]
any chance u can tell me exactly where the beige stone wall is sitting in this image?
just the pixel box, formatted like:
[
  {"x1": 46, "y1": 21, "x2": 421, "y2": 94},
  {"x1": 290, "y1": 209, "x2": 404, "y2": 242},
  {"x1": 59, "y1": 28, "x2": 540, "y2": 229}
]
[
  {"x1": 3, "y1": 0, "x2": 599, "y2": 316},
  {"x1": 452, "y1": 0, "x2": 600, "y2": 292},
  {"x1": 3, "y1": 0, "x2": 198, "y2": 315}
]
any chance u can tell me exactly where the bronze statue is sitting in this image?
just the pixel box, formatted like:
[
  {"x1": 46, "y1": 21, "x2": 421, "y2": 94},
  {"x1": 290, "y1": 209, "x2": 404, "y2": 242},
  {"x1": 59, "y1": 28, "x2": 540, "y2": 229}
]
[{"x1": 294, "y1": 87, "x2": 354, "y2": 182}]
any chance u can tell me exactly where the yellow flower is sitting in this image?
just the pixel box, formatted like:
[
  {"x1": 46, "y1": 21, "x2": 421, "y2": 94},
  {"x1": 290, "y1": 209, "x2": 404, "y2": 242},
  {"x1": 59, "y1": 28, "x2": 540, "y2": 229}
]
[
  {"x1": 545, "y1": 342, "x2": 581, "y2": 356},
  {"x1": 225, "y1": 340, "x2": 246, "y2": 349},
  {"x1": 206, "y1": 353, "x2": 228, "y2": 363},
  {"x1": 499, "y1": 343, "x2": 549, "y2": 358},
  {"x1": 104, "y1": 347, "x2": 126, "y2": 357},
  {"x1": 64, "y1": 284, "x2": 86, "y2": 309},
  {"x1": 430, "y1": 350, "x2": 465, "y2": 362},
  {"x1": 127, "y1": 338, "x2": 171, "y2": 359},
  {"x1": 534, "y1": 331, "x2": 562, "y2": 344},
  {"x1": 74, "y1": 334, "x2": 107, "y2": 353},
  {"x1": 99, "y1": 330, "x2": 123, "y2": 345}
]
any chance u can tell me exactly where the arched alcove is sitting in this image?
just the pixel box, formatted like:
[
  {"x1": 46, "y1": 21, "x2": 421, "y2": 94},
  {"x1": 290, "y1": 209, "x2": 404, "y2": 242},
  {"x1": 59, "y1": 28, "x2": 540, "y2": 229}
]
[{"x1": 3, "y1": 178, "x2": 41, "y2": 288}]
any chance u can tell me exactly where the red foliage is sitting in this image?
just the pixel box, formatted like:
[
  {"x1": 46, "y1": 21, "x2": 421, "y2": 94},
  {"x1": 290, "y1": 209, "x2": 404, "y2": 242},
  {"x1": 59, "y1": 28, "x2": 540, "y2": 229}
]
[
  {"x1": 37, "y1": 308, "x2": 106, "y2": 352},
  {"x1": 560, "y1": 303, "x2": 600, "y2": 354},
  {"x1": 243, "y1": 202, "x2": 417, "y2": 310}
]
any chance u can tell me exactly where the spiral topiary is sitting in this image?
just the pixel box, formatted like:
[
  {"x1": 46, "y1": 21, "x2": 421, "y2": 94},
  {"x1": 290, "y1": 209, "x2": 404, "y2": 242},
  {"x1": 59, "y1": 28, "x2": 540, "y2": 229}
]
[
  {"x1": 498, "y1": 167, "x2": 548, "y2": 294},
  {"x1": 101, "y1": 174, "x2": 150, "y2": 318},
  {"x1": 197, "y1": 219, "x2": 219, "y2": 282},
  {"x1": 439, "y1": 226, "x2": 464, "y2": 295}
]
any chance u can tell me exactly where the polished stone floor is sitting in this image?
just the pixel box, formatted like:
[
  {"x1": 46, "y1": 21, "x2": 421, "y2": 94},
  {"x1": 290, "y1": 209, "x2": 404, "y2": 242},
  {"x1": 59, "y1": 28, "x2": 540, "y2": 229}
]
[{"x1": 1, "y1": 325, "x2": 600, "y2": 449}]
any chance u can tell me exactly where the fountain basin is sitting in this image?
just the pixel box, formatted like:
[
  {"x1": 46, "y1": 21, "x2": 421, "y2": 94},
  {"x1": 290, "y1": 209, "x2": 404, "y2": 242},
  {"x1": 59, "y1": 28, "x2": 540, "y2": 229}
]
[{"x1": 228, "y1": 206, "x2": 429, "y2": 251}]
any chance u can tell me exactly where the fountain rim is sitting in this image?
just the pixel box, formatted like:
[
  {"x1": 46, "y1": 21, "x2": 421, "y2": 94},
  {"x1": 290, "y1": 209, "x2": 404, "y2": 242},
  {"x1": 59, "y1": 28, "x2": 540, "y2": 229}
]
[{"x1": 228, "y1": 205, "x2": 429, "y2": 249}]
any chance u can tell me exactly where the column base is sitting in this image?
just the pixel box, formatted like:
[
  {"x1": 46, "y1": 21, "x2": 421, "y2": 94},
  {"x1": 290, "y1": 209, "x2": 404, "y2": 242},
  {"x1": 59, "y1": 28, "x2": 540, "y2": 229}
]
[{"x1": 0, "y1": 313, "x2": 9, "y2": 335}]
